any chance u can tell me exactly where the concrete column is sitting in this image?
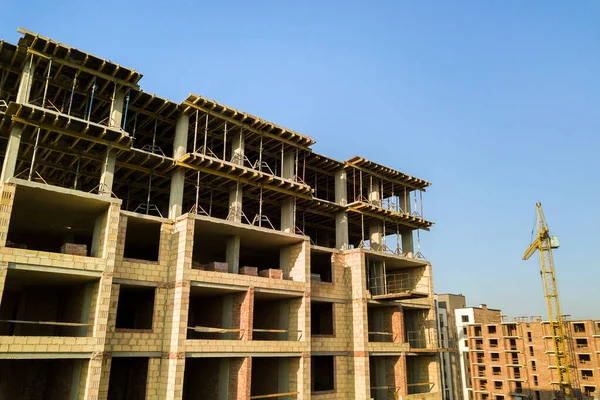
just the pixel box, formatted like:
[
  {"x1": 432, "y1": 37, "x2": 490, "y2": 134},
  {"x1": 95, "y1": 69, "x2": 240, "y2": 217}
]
[
  {"x1": 99, "y1": 148, "x2": 117, "y2": 196},
  {"x1": 335, "y1": 213, "x2": 349, "y2": 250},
  {"x1": 399, "y1": 188, "x2": 411, "y2": 214},
  {"x1": 369, "y1": 221, "x2": 383, "y2": 251},
  {"x1": 226, "y1": 235, "x2": 240, "y2": 273},
  {"x1": 280, "y1": 198, "x2": 295, "y2": 233},
  {"x1": 280, "y1": 150, "x2": 296, "y2": 232},
  {"x1": 282, "y1": 150, "x2": 295, "y2": 179},
  {"x1": 334, "y1": 169, "x2": 349, "y2": 250},
  {"x1": 0, "y1": 58, "x2": 34, "y2": 182},
  {"x1": 0, "y1": 125, "x2": 24, "y2": 182},
  {"x1": 229, "y1": 184, "x2": 243, "y2": 222},
  {"x1": 109, "y1": 90, "x2": 126, "y2": 129},
  {"x1": 369, "y1": 178, "x2": 382, "y2": 207},
  {"x1": 402, "y1": 229, "x2": 414, "y2": 256},
  {"x1": 169, "y1": 115, "x2": 190, "y2": 219},
  {"x1": 231, "y1": 129, "x2": 245, "y2": 165}
]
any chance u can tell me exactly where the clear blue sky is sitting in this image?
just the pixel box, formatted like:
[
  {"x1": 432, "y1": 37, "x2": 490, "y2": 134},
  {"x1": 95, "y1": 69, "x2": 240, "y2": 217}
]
[{"x1": 2, "y1": 1, "x2": 599, "y2": 319}]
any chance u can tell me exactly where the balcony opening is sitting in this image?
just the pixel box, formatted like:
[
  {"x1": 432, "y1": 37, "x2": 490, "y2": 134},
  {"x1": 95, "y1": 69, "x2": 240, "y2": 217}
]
[
  {"x1": 107, "y1": 357, "x2": 149, "y2": 400},
  {"x1": 253, "y1": 292, "x2": 301, "y2": 341},
  {"x1": 493, "y1": 367, "x2": 501, "y2": 376},
  {"x1": 477, "y1": 366, "x2": 486, "y2": 377},
  {"x1": 251, "y1": 357, "x2": 300, "y2": 399},
  {"x1": 311, "y1": 356, "x2": 334, "y2": 394},
  {"x1": 406, "y1": 356, "x2": 436, "y2": 394},
  {"x1": 404, "y1": 309, "x2": 432, "y2": 349},
  {"x1": 491, "y1": 353, "x2": 500, "y2": 362},
  {"x1": 504, "y1": 324, "x2": 517, "y2": 336},
  {"x1": 582, "y1": 370, "x2": 593, "y2": 381},
  {"x1": 0, "y1": 358, "x2": 88, "y2": 399},
  {"x1": 508, "y1": 338, "x2": 517, "y2": 350},
  {"x1": 239, "y1": 240, "x2": 282, "y2": 280},
  {"x1": 495, "y1": 381, "x2": 503, "y2": 390},
  {"x1": 6, "y1": 183, "x2": 111, "y2": 257},
  {"x1": 368, "y1": 304, "x2": 401, "y2": 343},
  {"x1": 366, "y1": 257, "x2": 428, "y2": 300},
  {"x1": 576, "y1": 338, "x2": 588, "y2": 348},
  {"x1": 487, "y1": 325, "x2": 497, "y2": 334},
  {"x1": 310, "y1": 248, "x2": 333, "y2": 283},
  {"x1": 183, "y1": 357, "x2": 249, "y2": 399},
  {"x1": 574, "y1": 323, "x2": 586, "y2": 333},
  {"x1": 187, "y1": 286, "x2": 248, "y2": 340},
  {"x1": 579, "y1": 354, "x2": 591, "y2": 365},
  {"x1": 583, "y1": 387, "x2": 595, "y2": 397},
  {"x1": 191, "y1": 227, "x2": 229, "y2": 274},
  {"x1": 115, "y1": 285, "x2": 155, "y2": 331},
  {"x1": 311, "y1": 301, "x2": 334, "y2": 336},
  {"x1": 122, "y1": 215, "x2": 161, "y2": 262},
  {"x1": 0, "y1": 268, "x2": 98, "y2": 337},
  {"x1": 474, "y1": 326, "x2": 482, "y2": 336},
  {"x1": 490, "y1": 339, "x2": 498, "y2": 348}
]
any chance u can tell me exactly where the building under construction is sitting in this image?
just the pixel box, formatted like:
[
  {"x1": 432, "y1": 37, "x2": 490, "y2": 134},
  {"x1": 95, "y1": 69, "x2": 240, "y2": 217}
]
[{"x1": 0, "y1": 28, "x2": 441, "y2": 399}]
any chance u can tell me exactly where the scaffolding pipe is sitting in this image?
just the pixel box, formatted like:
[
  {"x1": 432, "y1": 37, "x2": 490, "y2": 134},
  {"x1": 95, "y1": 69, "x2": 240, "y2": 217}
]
[
  {"x1": 420, "y1": 190, "x2": 424, "y2": 218},
  {"x1": 132, "y1": 113, "x2": 137, "y2": 140},
  {"x1": 73, "y1": 157, "x2": 80, "y2": 189},
  {"x1": 258, "y1": 134, "x2": 263, "y2": 171},
  {"x1": 209, "y1": 190, "x2": 213, "y2": 216},
  {"x1": 122, "y1": 88, "x2": 131, "y2": 130},
  {"x1": 223, "y1": 121, "x2": 227, "y2": 159},
  {"x1": 152, "y1": 119, "x2": 157, "y2": 152},
  {"x1": 67, "y1": 70, "x2": 78, "y2": 116},
  {"x1": 195, "y1": 171, "x2": 200, "y2": 213},
  {"x1": 258, "y1": 186, "x2": 263, "y2": 227},
  {"x1": 86, "y1": 75, "x2": 96, "y2": 121},
  {"x1": 193, "y1": 110, "x2": 198, "y2": 153},
  {"x1": 203, "y1": 113, "x2": 208, "y2": 155},
  {"x1": 146, "y1": 173, "x2": 152, "y2": 215},
  {"x1": 28, "y1": 127, "x2": 41, "y2": 181},
  {"x1": 42, "y1": 59, "x2": 52, "y2": 109}
]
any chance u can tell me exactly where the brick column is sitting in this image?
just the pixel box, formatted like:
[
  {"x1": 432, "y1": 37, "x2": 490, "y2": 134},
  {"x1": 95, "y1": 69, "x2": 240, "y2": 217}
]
[
  {"x1": 0, "y1": 183, "x2": 17, "y2": 247},
  {"x1": 162, "y1": 217, "x2": 194, "y2": 399},
  {"x1": 232, "y1": 287, "x2": 254, "y2": 341},
  {"x1": 229, "y1": 357, "x2": 252, "y2": 399}
]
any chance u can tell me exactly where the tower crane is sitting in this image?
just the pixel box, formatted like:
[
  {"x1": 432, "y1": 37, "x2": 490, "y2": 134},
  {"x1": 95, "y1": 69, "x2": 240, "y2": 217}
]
[{"x1": 523, "y1": 202, "x2": 575, "y2": 399}]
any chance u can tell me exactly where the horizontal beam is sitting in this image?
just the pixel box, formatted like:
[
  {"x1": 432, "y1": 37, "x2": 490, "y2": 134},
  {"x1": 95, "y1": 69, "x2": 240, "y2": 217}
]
[{"x1": 26, "y1": 48, "x2": 140, "y2": 89}]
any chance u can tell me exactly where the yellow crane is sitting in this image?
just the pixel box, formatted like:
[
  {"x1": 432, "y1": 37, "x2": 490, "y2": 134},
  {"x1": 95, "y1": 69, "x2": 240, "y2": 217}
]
[{"x1": 523, "y1": 202, "x2": 574, "y2": 399}]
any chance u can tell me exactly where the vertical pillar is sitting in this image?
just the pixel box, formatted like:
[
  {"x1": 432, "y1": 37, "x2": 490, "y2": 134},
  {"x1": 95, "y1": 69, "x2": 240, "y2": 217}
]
[
  {"x1": 231, "y1": 129, "x2": 244, "y2": 165},
  {"x1": 369, "y1": 178, "x2": 382, "y2": 207},
  {"x1": 399, "y1": 189, "x2": 414, "y2": 255},
  {"x1": 369, "y1": 222, "x2": 383, "y2": 251},
  {"x1": 98, "y1": 90, "x2": 125, "y2": 195},
  {"x1": 229, "y1": 184, "x2": 242, "y2": 222},
  {"x1": 0, "y1": 58, "x2": 34, "y2": 182},
  {"x1": 281, "y1": 150, "x2": 296, "y2": 232},
  {"x1": 169, "y1": 115, "x2": 190, "y2": 219},
  {"x1": 334, "y1": 169, "x2": 349, "y2": 250},
  {"x1": 281, "y1": 199, "x2": 295, "y2": 233},
  {"x1": 226, "y1": 235, "x2": 240, "y2": 273},
  {"x1": 229, "y1": 357, "x2": 252, "y2": 399}
]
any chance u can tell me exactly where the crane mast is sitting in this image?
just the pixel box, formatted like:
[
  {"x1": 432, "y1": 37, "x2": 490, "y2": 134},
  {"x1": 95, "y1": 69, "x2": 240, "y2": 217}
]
[{"x1": 523, "y1": 202, "x2": 573, "y2": 399}]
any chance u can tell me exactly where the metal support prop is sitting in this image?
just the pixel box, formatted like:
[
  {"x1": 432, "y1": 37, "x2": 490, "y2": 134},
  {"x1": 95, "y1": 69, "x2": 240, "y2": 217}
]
[
  {"x1": 132, "y1": 113, "x2": 138, "y2": 140},
  {"x1": 122, "y1": 88, "x2": 131, "y2": 130},
  {"x1": 258, "y1": 186, "x2": 263, "y2": 227},
  {"x1": 280, "y1": 143, "x2": 284, "y2": 176},
  {"x1": 194, "y1": 171, "x2": 200, "y2": 213},
  {"x1": 152, "y1": 119, "x2": 157, "y2": 151},
  {"x1": 42, "y1": 59, "x2": 52, "y2": 108},
  {"x1": 146, "y1": 173, "x2": 152, "y2": 215},
  {"x1": 294, "y1": 147, "x2": 299, "y2": 180},
  {"x1": 67, "y1": 70, "x2": 79, "y2": 116},
  {"x1": 73, "y1": 157, "x2": 80, "y2": 189},
  {"x1": 193, "y1": 110, "x2": 199, "y2": 153},
  {"x1": 28, "y1": 127, "x2": 41, "y2": 181},
  {"x1": 420, "y1": 190, "x2": 424, "y2": 218},
  {"x1": 86, "y1": 76, "x2": 97, "y2": 121},
  {"x1": 223, "y1": 121, "x2": 227, "y2": 159},
  {"x1": 258, "y1": 134, "x2": 263, "y2": 171},
  {"x1": 203, "y1": 114, "x2": 208, "y2": 155},
  {"x1": 209, "y1": 190, "x2": 213, "y2": 216}
]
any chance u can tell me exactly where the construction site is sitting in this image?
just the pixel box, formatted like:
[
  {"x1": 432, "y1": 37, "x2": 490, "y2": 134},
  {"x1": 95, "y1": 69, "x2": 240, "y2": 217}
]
[{"x1": 0, "y1": 28, "x2": 442, "y2": 399}]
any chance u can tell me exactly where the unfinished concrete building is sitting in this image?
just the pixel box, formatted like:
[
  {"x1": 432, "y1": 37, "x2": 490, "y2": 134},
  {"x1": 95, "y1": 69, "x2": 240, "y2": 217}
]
[{"x1": 0, "y1": 28, "x2": 441, "y2": 399}]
